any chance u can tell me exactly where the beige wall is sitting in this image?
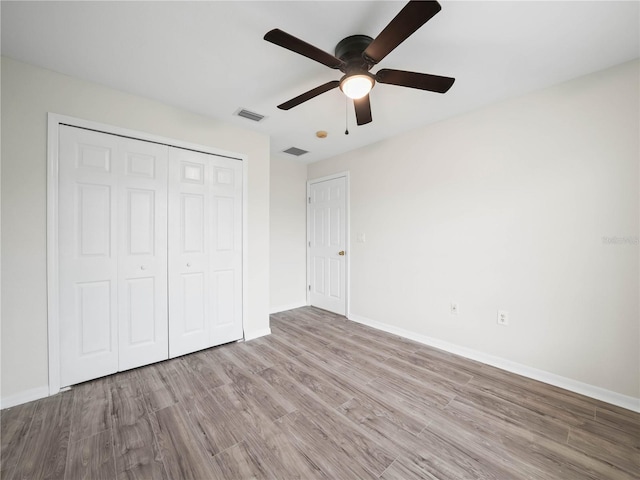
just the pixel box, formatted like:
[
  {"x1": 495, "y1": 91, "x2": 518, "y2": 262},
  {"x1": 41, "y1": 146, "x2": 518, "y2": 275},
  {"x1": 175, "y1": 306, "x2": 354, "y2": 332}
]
[
  {"x1": 1, "y1": 56, "x2": 270, "y2": 404},
  {"x1": 269, "y1": 156, "x2": 308, "y2": 312},
  {"x1": 309, "y1": 60, "x2": 639, "y2": 402}
]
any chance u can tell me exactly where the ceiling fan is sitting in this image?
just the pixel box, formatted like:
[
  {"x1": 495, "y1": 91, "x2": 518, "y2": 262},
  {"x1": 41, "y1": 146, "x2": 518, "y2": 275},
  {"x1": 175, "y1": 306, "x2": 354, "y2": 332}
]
[{"x1": 264, "y1": 0, "x2": 455, "y2": 126}]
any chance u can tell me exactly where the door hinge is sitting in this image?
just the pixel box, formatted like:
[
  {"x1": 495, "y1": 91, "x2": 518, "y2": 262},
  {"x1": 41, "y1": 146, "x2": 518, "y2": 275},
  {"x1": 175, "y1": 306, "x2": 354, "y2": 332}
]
[
  {"x1": 308, "y1": 285, "x2": 311, "y2": 291},
  {"x1": 308, "y1": 197, "x2": 311, "y2": 204},
  {"x1": 308, "y1": 241, "x2": 311, "y2": 247}
]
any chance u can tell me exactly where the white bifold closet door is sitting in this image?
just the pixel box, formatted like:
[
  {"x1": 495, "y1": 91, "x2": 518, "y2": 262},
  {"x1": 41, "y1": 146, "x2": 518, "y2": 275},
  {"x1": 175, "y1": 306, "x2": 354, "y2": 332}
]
[
  {"x1": 59, "y1": 126, "x2": 168, "y2": 387},
  {"x1": 168, "y1": 148, "x2": 243, "y2": 358}
]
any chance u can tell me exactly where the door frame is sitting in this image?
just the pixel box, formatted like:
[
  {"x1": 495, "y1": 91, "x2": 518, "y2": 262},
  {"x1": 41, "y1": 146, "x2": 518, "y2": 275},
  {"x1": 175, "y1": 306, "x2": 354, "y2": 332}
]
[
  {"x1": 306, "y1": 171, "x2": 350, "y2": 317},
  {"x1": 47, "y1": 113, "x2": 248, "y2": 396}
]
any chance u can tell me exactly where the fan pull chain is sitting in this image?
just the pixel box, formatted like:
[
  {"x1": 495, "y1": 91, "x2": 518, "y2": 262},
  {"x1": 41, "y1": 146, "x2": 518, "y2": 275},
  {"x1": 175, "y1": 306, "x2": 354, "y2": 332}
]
[{"x1": 345, "y1": 98, "x2": 349, "y2": 135}]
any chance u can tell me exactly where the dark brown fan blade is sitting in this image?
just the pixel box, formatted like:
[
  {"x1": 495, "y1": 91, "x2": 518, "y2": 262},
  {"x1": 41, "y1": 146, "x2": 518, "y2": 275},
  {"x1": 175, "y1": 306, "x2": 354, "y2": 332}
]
[
  {"x1": 277, "y1": 81, "x2": 340, "y2": 110},
  {"x1": 264, "y1": 29, "x2": 345, "y2": 69},
  {"x1": 376, "y1": 69, "x2": 455, "y2": 93},
  {"x1": 354, "y1": 95, "x2": 372, "y2": 125},
  {"x1": 363, "y1": 1, "x2": 441, "y2": 65}
]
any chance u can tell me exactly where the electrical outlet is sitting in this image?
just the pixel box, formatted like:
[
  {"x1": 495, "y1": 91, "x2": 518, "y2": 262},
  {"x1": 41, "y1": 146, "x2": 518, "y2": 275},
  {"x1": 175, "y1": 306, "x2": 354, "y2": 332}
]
[
  {"x1": 450, "y1": 303, "x2": 458, "y2": 316},
  {"x1": 497, "y1": 310, "x2": 509, "y2": 326}
]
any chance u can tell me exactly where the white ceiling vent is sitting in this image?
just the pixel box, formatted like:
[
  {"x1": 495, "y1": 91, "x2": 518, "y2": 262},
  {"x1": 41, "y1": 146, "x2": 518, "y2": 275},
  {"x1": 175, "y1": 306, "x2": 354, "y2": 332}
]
[
  {"x1": 283, "y1": 147, "x2": 309, "y2": 156},
  {"x1": 235, "y1": 108, "x2": 266, "y2": 122}
]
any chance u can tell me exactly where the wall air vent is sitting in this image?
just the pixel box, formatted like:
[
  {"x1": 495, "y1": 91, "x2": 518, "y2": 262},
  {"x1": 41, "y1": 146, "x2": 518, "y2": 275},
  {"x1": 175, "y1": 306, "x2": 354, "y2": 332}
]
[
  {"x1": 283, "y1": 147, "x2": 309, "y2": 156},
  {"x1": 235, "y1": 108, "x2": 266, "y2": 122}
]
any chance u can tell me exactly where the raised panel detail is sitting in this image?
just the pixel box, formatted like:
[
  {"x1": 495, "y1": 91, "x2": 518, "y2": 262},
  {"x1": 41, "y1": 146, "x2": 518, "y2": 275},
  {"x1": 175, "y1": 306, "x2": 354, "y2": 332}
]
[
  {"x1": 329, "y1": 259, "x2": 341, "y2": 298},
  {"x1": 313, "y1": 209, "x2": 324, "y2": 246},
  {"x1": 182, "y1": 273, "x2": 205, "y2": 334},
  {"x1": 126, "y1": 277, "x2": 155, "y2": 345},
  {"x1": 213, "y1": 270, "x2": 234, "y2": 326},
  {"x1": 128, "y1": 189, "x2": 155, "y2": 255},
  {"x1": 126, "y1": 153, "x2": 155, "y2": 178},
  {"x1": 181, "y1": 162, "x2": 204, "y2": 184},
  {"x1": 77, "y1": 144, "x2": 111, "y2": 171},
  {"x1": 330, "y1": 186, "x2": 341, "y2": 201},
  {"x1": 314, "y1": 257, "x2": 325, "y2": 295},
  {"x1": 330, "y1": 207, "x2": 341, "y2": 247},
  {"x1": 77, "y1": 281, "x2": 111, "y2": 355},
  {"x1": 182, "y1": 194, "x2": 204, "y2": 253},
  {"x1": 215, "y1": 197, "x2": 234, "y2": 251},
  {"x1": 215, "y1": 168, "x2": 233, "y2": 185},
  {"x1": 78, "y1": 184, "x2": 111, "y2": 257}
]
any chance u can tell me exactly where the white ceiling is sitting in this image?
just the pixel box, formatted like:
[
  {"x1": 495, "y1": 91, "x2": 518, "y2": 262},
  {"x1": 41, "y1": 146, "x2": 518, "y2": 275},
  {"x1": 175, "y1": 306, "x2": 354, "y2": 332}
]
[{"x1": 2, "y1": 1, "x2": 638, "y2": 163}]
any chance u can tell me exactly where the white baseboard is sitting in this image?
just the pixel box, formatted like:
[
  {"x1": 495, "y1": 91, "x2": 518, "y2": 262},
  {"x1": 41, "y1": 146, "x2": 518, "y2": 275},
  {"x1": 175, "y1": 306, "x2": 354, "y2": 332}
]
[
  {"x1": 243, "y1": 327, "x2": 272, "y2": 342},
  {"x1": 1, "y1": 385, "x2": 50, "y2": 410},
  {"x1": 269, "y1": 302, "x2": 307, "y2": 315},
  {"x1": 348, "y1": 313, "x2": 640, "y2": 413}
]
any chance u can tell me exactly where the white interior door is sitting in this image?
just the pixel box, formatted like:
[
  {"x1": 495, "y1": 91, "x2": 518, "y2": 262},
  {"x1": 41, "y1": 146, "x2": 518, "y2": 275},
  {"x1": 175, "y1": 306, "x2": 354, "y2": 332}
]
[
  {"x1": 59, "y1": 126, "x2": 169, "y2": 387},
  {"x1": 308, "y1": 176, "x2": 347, "y2": 315},
  {"x1": 209, "y1": 158, "x2": 243, "y2": 345},
  {"x1": 117, "y1": 138, "x2": 169, "y2": 371},
  {"x1": 168, "y1": 148, "x2": 243, "y2": 357},
  {"x1": 168, "y1": 148, "x2": 212, "y2": 357},
  {"x1": 59, "y1": 126, "x2": 120, "y2": 387}
]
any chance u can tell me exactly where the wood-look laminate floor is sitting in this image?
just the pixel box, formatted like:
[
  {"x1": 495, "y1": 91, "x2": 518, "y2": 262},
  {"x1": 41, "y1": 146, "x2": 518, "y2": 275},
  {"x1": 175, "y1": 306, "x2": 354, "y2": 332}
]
[{"x1": 2, "y1": 307, "x2": 638, "y2": 479}]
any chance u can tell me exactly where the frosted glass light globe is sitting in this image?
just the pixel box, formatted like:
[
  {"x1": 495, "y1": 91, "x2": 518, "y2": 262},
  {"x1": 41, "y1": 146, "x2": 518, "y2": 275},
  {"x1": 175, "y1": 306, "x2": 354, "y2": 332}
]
[{"x1": 340, "y1": 75, "x2": 374, "y2": 99}]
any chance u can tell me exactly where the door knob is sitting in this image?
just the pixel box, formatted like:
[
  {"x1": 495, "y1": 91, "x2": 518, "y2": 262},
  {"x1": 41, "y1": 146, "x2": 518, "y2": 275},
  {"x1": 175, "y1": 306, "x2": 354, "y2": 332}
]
[
  {"x1": 140, "y1": 265, "x2": 146, "y2": 270},
  {"x1": 186, "y1": 263, "x2": 191, "y2": 267},
  {"x1": 338, "y1": 251, "x2": 345, "y2": 256}
]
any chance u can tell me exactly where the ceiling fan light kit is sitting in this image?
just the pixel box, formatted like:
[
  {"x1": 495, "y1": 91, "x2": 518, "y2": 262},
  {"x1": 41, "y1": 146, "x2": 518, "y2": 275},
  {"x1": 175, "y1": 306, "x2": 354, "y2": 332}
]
[
  {"x1": 340, "y1": 74, "x2": 374, "y2": 100},
  {"x1": 264, "y1": 0, "x2": 455, "y2": 126}
]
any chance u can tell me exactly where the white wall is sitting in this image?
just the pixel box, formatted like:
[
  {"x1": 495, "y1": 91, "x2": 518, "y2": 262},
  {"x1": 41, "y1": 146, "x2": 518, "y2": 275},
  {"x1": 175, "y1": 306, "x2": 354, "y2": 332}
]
[
  {"x1": 308, "y1": 60, "x2": 639, "y2": 404},
  {"x1": 1, "y1": 56, "x2": 271, "y2": 405},
  {"x1": 269, "y1": 156, "x2": 308, "y2": 313}
]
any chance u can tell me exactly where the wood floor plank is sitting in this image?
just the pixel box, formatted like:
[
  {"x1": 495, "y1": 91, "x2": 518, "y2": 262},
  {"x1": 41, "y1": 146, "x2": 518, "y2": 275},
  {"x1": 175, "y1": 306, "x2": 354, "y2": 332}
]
[
  {"x1": 209, "y1": 441, "x2": 271, "y2": 480},
  {"x1": 277, "y1": 411, "x2": 380, "y2": 480},
  {"x1": 567, "y1": 427, "x2": 640, "y2": 475},
  {"x1": 383, "y1": 353, "x2": 473, "y2": 387},
  {"x1": 594, "y1": 406, "x2": 640, "y2": 433},
  {"x1": 183, "y1": 385, "x2": 273, "y2": 457},
  {"x1": 292, "y1": 353, "x2": 428, "y2": 435},
  {"x1": 227, "y1": 363, "x2": 297, "y2": 422},
  {"x1": 278, "y1": 359, "x2": 353, "y2": 408},
  {"x1": 10, "y1": 392, "x2": 74, "y2": 480},
  {"x1": 138, "y1": 362, "x2": 180, "y2": 413},
  {"x1": 573, "y1": 417, "x2": 640, "y2": 450},
  {"x1": 469, "y1": 370, "x2": 596, "y2": 422},
  {"x1": 392, "y1": 431, "x2": 508, "y2": 480},
  {"x1": 181, "y1": 350, "x2": 228, "y2": 390},
  {"x1": 257, "y1": 365, "x2": 329, "y2": 414},
  {"x1": 110, "y1": 379, "x2": 166, "y2": 479},
  {"x1": 447, "y1": 395, "x2": 635, "y2": 480},
  {"x1": 379, "y1": 456, "x2": 440, "y2": 480},
  {"x1": 338, "y1": 397, "x2": 426, "y2": 457},
  {"x1": 452, "y1": 384, "x2": 572, "y2": 443},
  {"x1": 151, "y1": 405, "x2": 216, "y2": 480},
  {"x1": 248, "y1": 331, "x2": 306, "y2": 358},
  {"x1": 242, "y1": 416, "x2": 330, "y2": 479},
  {"x1": 240, "y1": 340, "x2": 296, "y2": 369},
  {"x1": 65, "y1": 430, "x2": 115, "y2": 480},
  {"x1": 68, "y1": 377, "x2": 111, "y2": 443},
  {"x1": 300, "y1": 404, "x2": 397, "y2": 477},
  {"x1": 0, "y1": 401, "x2": 38, "y2": 475},
  {"x1": 3, "y1": 306, "x2": 638, "y2": 480}
]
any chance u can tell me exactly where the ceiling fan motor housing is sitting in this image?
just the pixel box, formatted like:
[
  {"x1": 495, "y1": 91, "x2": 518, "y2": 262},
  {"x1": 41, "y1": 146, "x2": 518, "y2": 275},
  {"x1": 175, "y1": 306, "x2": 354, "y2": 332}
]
[
  {"x1": 335, "y1": 35, "x2": 376, "y2": 96},
  {"x1": 335, "y1": 35, "x2": 374, "y2": 72}
]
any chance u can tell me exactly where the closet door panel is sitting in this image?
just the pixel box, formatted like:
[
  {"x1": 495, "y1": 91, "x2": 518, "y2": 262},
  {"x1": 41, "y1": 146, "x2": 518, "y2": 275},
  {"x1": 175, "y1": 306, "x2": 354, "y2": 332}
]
[
  {"x1": 168, "y1": 148, "x2": 211, "y2": 358},
  {"x1": 117, "y1": 138, "x2": 169, "y2": 371},
  {"x1": 59, "y1": 126, "x2": 119, "y2": 387},
  {"x1": 210, "y1": 160, "x2": 243, "y2": 345}
]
